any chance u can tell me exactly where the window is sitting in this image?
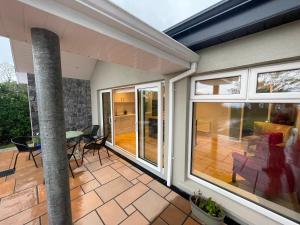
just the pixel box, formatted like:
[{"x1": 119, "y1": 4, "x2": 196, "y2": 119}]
[
  {"x1": 195, "y1": 76, "x2": 241, "y2": 95},
  {"x1": 249, "y1": 61, "x2": 300, "y2": 100},
  {"x1": 191, "y1": 70, "x2": 247, "y2": 100},
  {"x1": 189, "y1": 61, "x2": 300, "y2": 222}
]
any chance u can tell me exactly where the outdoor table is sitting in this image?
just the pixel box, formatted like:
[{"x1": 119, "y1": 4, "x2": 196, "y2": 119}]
[{"x1": 66, "y1": 131, "x2": 83, "y2": 140}]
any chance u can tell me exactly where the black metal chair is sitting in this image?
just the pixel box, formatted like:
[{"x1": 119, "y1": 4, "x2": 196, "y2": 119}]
[
  {"x1": 66, "y1": 140, "x2": 80, "y2": 178},
  {"x1": 11, "y1": 136, "x2": 41, "y2": 170},
  {"x1": 81, "y1": 125, "x2": 100, "y2": 144},
  {"x1": 81, "y1": 136, "x2": 109, "y2": 165}
]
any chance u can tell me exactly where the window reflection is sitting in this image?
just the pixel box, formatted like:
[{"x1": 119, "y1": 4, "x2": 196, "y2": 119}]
[
  {"x1": 195, "y1": 76, "x2": 241, "y2": 95},
  {"x1": 257, "y1": 69, "x2": 300, "y2": 93},
  {"x1": 191, "y1": 102, "x2": 300, "y2": 217}
]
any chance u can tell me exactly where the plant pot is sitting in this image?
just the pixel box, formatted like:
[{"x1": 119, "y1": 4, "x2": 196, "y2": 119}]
[{"x1": 190, "y1": 196, "x2": 225, "y2": 225}]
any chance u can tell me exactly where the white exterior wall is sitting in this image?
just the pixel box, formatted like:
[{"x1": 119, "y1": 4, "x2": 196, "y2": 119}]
[
  {"x1": 90, "y1": 60, "x2": 172, "y2": 178},
  {"x1": 90, "y1": 20, "x2": 300, "y2": 225},
  {"x1": 172, "y1": 20, "x2": 300, "y2": 225}
]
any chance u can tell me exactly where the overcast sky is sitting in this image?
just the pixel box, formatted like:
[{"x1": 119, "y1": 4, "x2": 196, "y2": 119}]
[
  {"x1": 0, "y1": 36, "x2": 14, "y2": 64},
  {"x1": 0, "y1": 0, "x2": 222, "y2": 65},
  {"x1": 110, "y1": 0, "x2": 222, "y2": 31}
]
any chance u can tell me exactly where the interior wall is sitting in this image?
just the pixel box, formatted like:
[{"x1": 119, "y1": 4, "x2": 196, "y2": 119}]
[{"x1": 172, "y1": 21, "x2": 300, "y2": 225}]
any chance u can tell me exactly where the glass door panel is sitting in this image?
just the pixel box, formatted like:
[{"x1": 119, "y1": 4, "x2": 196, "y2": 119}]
[
  {"x1": 136, "y1": 83, "x2": 162, "y2": 168},
  {"x1": 113, "y1": 88, "x2": 136, "y2": 154},
  {"x1": 100, "y1": 90, "x2": 113, "y2": 144}
]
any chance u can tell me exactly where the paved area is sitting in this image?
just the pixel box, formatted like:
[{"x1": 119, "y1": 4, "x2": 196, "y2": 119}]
[{"x1": 0, "y1": 147, "x2": 203, "y2": 225}]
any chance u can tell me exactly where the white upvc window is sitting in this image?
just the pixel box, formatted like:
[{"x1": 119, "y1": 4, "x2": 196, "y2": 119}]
[
  {"x1": 190, "y1": 70, "x2": 248, "y2": 100},
  {"x1": 248, "y1": 61, "x2": 300, "y2": 100}
]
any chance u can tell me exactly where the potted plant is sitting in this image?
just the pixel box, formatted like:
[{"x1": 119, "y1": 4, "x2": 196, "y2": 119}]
[{"x1": 190, "y1": 191, "x2": 225, "y2": 225}]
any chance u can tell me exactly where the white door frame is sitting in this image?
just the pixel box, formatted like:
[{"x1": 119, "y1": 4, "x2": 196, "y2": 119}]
[
  {"x1": 99, "y1": 89, "x2": 114, "y2": 146},
  {"x1": 135, "y1": 82, "x2": 163, "y2": 172}
]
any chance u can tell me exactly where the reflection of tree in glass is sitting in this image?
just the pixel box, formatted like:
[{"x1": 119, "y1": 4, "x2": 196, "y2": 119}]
[{"x1": 257, "y1": 69, "x2": 300, "y2": 93}]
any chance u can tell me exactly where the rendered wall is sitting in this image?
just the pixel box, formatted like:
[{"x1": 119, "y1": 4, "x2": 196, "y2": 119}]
[{"x1": 171, "y1": 21, "x2": 300, "y2": 225}]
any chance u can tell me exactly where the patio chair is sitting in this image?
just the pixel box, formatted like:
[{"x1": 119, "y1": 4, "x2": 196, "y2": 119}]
[
  {"x1": 81, "y1": 136, "x2": 109, "y2": 165},
  {"x1": 81, "y1": 125, "x2": 100, "y2": 144},
  {"x1": 66, "y1": 140, "x2": 80, "y2": 178},
  {"x1": 11, "y1": 136, "x2": 41, "y2": 170}
]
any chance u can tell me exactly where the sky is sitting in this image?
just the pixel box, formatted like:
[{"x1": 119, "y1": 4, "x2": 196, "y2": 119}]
[
  {"x1": 110, "y1": 0, "x2": 223, "y2": 31},
  {"x1": 0, "y1": 36, "x2": 14, "y2": 65}
]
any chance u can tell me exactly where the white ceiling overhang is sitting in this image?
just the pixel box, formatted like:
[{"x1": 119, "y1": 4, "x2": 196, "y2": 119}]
[{"x1": 0, "y1": 0, "x2": 199, "y2": 79}]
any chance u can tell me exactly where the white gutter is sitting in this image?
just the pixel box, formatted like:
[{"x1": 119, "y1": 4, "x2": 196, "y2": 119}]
[{"x1": 167, "y1": 62, "x2": 198, "y2": 187}]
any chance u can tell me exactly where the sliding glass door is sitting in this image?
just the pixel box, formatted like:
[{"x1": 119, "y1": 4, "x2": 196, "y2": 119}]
[
  {"x1": 100, "y1": 90, "x2": 113, "y2": 145},
  {"x1": 135, "y1": 82, "x2": 162, "y2": 169}
]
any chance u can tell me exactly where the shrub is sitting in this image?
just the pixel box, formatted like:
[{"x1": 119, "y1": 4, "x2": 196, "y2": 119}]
[{"x1": 0, "y1": 81, "x2": 31, "y2": 145}]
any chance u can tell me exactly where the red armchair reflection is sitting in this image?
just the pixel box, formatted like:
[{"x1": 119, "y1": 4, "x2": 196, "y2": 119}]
[{"x1": 232, "y1": 133, "x2": 300, "y2": 208}]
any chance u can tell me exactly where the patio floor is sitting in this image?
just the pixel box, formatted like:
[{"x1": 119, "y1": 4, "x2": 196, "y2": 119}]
[{"x1": 0, "y1": 147, "x2": 203, "y2": 225}]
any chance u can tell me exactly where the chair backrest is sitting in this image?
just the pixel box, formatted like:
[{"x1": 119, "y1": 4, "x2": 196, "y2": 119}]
[
  {"x1": 11, "y1": 136, "x2": 31, "y2": 152},
  {"x1": 91, "y1": 125, "x2": 100, "y2": 136},
  {"x1": 84, "y1": 136, "x2": 108, "y2": 150},
  {"x1": 82, "y1": 125, "x2": 99, "y2": 137}
]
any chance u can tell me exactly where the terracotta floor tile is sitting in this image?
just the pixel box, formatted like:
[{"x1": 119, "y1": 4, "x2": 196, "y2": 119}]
[
  {"x1": 81, "y1": 179, "x2": 101, "y2": 193},
  {"x1": 71, "y1": 191, "x2": 103, "y2": 222},
  {"x1": 85, "y1": 158, "x2": 112, "y2": 172},
  {"x1": 160, "y1": 204, "x2": 187, "y2": 225},
  {"x1": 110, "y1": 161, "x2": 125, "y2": 170},
  {"x1": 0, "y1": 202, "x2": 47, "y2": 225},
  {"x1": 69, "y1": 170, "x2": 94, "y2": 189},
  {"x1": 0, "y1": 187, "x2": 38, "y2": 221},
  {"x1": 131, "y1": 179, "x2": 138, "y2": 184},
  {"x1": 93, "y1": 166, "x2": 120, "y2": 184},
  {"x1": 95, "y1": 176, "x2": 132, "y2": 202},
  {"x1": 133, "y1": 190, "x2": 169, "y2": 222},
  {"x1": 147, "y1": 180, "x2": 171, "y2": 197},
  {"x1": 97, "y1": 200, "x2": 127, "y2": 225},
  {"x1": 25, "y1": 218, "x2": 40, "y2": 225},
  {"x1": 14, "y1": 171, "x2": 44, "y2": 192},
  {"x1": 151, "y1": 217, "x2": 168, "y2": 225},
  {"x1": 165, "y1": 191, "x2": 191, "y2": 214},
  {"x1": 0, "y1": 179, "x2": 15, "y2": 198},
  {"x1": 74, "y1": 211, "x2": 103, "y2": 225},
  {"x1": 40, "y1": 214, "x2": 48, "y2": 225},
  {"x1": 37, "y1": 185, "x2": 84, "y2": 203},
  {"x1": 118, "y1": 158, "x2": 132, "y2": 167},
  {"x1": 115, "y1": 182, "x2": 149, "y2": 208},
  {"x1": 124, "y1": 205, "x2": 136, "y2": 215},
  {"x1": 130, "y1": 166, "x2": 143, "y2": 174},
  {"x1": 120, "y1": 211, "x2": 149, "y2": 225},
  {"x1": 137, "y1": 174, "x2": 153, "y2": 184},
  {"x1": 183, "y1": 217, "x2": 202, "y2": 225},
  {"x1": 116, "y1": 166, "x2": 140, "y2": 181}
]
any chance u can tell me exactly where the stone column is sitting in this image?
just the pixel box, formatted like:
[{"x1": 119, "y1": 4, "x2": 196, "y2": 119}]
[{"x1": 31, "y1": 28, "x2": 72, "y2": 225}]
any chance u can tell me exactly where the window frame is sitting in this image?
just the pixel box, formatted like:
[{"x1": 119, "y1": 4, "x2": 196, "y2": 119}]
[
  {"x1": 248, "y1": 61, "x2": 300, "y2": 100},
  {"x1": 188, "y1": 61, "x2": 300, "y2": 224},
  {"x1": 190, "y1": 70, "x2": 248, "y2": 100}
]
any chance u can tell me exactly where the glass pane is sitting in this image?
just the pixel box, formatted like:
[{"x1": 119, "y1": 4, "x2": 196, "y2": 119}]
[
  {"x1": 257, "y1": 69, "x2": 300, "y2": 93},
  {"x1": 113, "y1": 88, "x2": 136, "y2": 154},
  {"x1": 137, "y1": 87, "x2": 158, "y2": 165},
  {"x1": 195, "y1": 76, "x2": 241, "y2": 95},
  {"x1": 102, "y1": 92, "x2": 112, "y2": 143},
  {"x1": 191, "y1": 102, "x2": 300, "y2": 221}
]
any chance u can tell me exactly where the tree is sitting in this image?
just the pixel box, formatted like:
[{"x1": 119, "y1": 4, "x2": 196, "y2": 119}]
[
  {"x1": 0, "y1": 63, "x2": 31, "y2": 145},
  {"x1": 0, "y1": 63, "x2": 16, "y2": 83}
]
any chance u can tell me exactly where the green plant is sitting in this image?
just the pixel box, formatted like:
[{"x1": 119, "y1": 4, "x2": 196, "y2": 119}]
[
  {"x1": 0, "y1": 81, "x2": 31, "y2": 145},
  {"x1": 192, "y1": 191, "x2": 224, "y2": 218}
]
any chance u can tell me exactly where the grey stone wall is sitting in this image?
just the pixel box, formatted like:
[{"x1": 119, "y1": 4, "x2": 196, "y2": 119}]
[{"x1": 27, "y1": 74, "x2": 92, "y2": 134}]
